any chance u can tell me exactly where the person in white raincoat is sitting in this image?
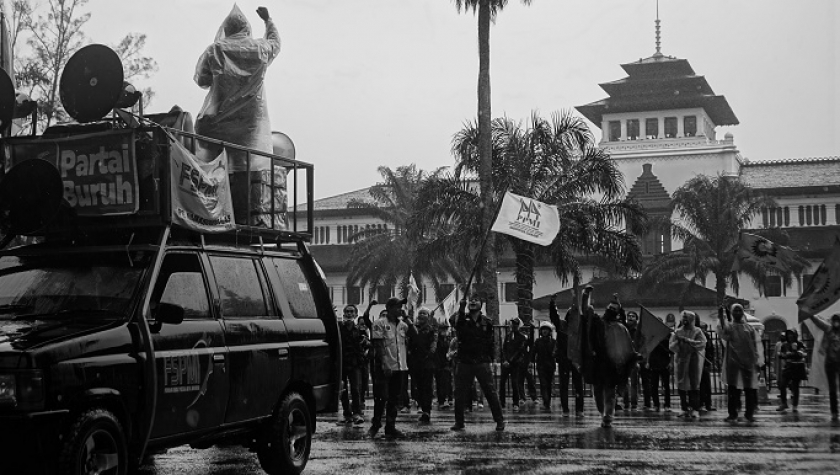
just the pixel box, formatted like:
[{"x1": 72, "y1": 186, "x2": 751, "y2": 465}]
[
  {"x1": 718, "y1": 303, "x2": 765, "y2": 423},
  {"x1": 194, "y1": 5, "x2": 281, "y2": 225},
  {"x1": 669, "y1": 311, "x2": 706, "y2": 418}
]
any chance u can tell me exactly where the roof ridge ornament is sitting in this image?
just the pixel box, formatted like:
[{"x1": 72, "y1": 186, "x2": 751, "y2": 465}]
[{"x1": 654, "y1": 0, "x2": 662, "y2": 57}]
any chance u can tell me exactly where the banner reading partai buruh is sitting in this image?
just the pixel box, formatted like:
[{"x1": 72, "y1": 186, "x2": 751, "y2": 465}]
[{"x1": 490, "y1": 191, "x2": 560, "y2": 247}]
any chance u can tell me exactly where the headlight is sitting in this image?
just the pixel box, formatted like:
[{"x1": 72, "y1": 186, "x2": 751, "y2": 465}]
[
  {"x1": 0, "y1": 372, "x2": 44, "y2": 409},
  {"x1": 0, "y1": 374, "x2": 16, "y2": 406}
]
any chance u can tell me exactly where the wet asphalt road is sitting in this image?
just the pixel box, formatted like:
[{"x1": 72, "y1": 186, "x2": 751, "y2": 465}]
[{"x1": 137, "y1": 394, "x2": 840, "y2": 474}]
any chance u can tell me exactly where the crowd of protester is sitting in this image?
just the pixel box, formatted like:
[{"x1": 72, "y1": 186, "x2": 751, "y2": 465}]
[{"x1": 336, "y1": 287, "x2": 840, "y2": 438}]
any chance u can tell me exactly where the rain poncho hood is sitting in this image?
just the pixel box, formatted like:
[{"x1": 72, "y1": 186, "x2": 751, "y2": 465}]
[{"x1": 194, "y1": 4, "x2": 280, "y2": 171}]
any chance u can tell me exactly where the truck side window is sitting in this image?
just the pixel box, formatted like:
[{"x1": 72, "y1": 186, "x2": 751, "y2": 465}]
[
  {"x1": 269, "y1": 258, "x2": 318, "y2": 319},
  {"x1": 151, "y1": 254, "x2": 211, "y2": 319},
  {"x1": 209, "y1": 256, "x2": 269, "y2": 317}
]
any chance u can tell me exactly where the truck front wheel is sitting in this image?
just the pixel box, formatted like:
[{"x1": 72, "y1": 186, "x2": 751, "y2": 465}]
[
  {"x1": 256, "y1": 392, "x2": 312, "y2": 475},
  {"x1": 59, "y1": 408, "x2": 128, "y2": 475}
]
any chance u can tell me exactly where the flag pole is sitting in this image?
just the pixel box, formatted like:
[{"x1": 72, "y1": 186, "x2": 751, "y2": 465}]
[{"x1": 464, "y1": 189, "x2": 508, "y2": 298}]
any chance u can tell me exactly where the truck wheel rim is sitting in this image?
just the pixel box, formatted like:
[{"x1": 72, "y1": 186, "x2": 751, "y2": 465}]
[
  {"x1": 82, "y1": 428, "x2": 119, "y2": 475},
  {"x1": 286, "y1": 407, "x2": 310, "y2": 463}
]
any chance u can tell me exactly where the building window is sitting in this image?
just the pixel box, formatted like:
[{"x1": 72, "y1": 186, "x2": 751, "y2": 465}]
[
  {"x1": 503, "y1": 282, "x2": 518, "y2": 303},
  {"x1": 799, "y1": 206, "x2": 805, "y2": 225},
  {"x1": 377, "y1": 285, "x2": 392, "y2": 303},
  {"x1": 820, "y1": 204, "x2": 827, "y2": 225},
  {"x1": 664, "y1": 117, "x2": 677, "y2": 138},
  {"x1": 761, "y1": 208, "x2": 768, "y2": 227},
  {"x1": 645, "y1": 118, "x2": 658, "y2": 139},
  {"x1": 608, "y1": 121, "x2": 621, "y2": 141},
  {"x1": 784, "y1": 207, "x2": 790, "y2": 226},
  {"x1": 347, "y1": 286, "x2": 362, "y2": 305},
  {"x1": 627, "y1": 119, "x2": 640, "y2": 140},
  {"x1": 836, "y1": 204, "x2": 840, "y2": 224},
  {"x1": 684, "y1": 116, "x2": 697, "y2": 137},
  {"x1": 769, "y1": 208, "x2": 776, "y2": 227},
  {"x1": 765, "y1": 275, "x2": 783, "y2": 298},
  {"x1": 806, "y1": 206, "x2": 812, "y2": 225}
]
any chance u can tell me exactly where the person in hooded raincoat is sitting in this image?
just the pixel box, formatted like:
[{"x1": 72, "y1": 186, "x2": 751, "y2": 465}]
[
  {"x1": 669, "y1": 311, "x2": 706, "y2": 418},
  {"x1": 718, "y1": 303, "x2": 764, "y2": 423},
  {"x1": 194, "y1": 5, "x2": 282, "y2": 224}
]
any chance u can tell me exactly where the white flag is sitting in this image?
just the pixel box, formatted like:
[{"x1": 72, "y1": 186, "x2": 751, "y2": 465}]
[
  {"x1": 407, "y1": 273, "x2": 420, "y2": 314},
  {"x1": 491, "y1": 191, "x2": 560, "y2": 247},
  {"x1": 439, "y1": 288, "x2": 459, "y2": 324}
]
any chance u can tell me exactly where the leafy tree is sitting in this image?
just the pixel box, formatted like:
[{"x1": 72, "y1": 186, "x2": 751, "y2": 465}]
[
  {"x1": 345, "y1": 165, "x2": 465, "y2": 308},
  {"x1": 453, "y1": 0, "x2": 533, "y2": 320},
  {"x1": 639, "y1": 174, "x2": 809, "y2": 307},
  {"x1": 12, "y1": 0, "x2": 157, "y2": 132},
  {"x1": 415, "y1": 111, "x2": 647, "y2": 323}
]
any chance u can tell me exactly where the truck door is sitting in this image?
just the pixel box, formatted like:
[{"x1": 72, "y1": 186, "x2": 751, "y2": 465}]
[
  {"x1": 148, "y1": 252, "x2": 229, "y2": 438},
  {"x1": 207, "y1": 254, "x2": 291, "y2": 423}
]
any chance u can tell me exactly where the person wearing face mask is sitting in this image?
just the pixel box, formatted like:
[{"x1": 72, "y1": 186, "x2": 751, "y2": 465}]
[
  {"x1": 802, "y1": 312, "x2": 840, "y2": 422},
  {"x1": 588, "y1": 291, "x2": 636, "y2": 428},
  {"x1": 670, "y1": 311, "x2": 707, "y2": 419},
  {"x1": 407, "y1": 307, "x2": 438, "y2": 423},
  {"x1": 339, "y1": 305, "x2": 367, "y2": 424},
  {"x1": 718, "y1": 303, "x2": 764, "y2": 423}
]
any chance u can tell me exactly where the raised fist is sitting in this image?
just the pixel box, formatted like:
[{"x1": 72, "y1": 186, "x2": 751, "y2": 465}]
[{"x1": 256, "y1": 7, "x2": 270, "y2": 20}]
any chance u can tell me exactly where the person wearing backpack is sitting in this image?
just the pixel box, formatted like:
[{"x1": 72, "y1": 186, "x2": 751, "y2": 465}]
[{"x1": 588, "y1": 291, "x2": 638, "y2": 428}]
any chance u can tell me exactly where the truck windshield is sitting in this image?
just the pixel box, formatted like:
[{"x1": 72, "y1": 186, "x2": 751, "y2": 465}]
[{"x1": 0, "y1": 253, "x2": 148, "y2": 320}]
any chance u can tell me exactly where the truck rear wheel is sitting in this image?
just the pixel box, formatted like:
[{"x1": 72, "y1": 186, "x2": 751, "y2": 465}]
[
  {"x1": 256, "y1": 392, "x2": 312, "y2": 475},
  {"x1": 59, "y1": 408, "x2": 127, "y2": 475}
]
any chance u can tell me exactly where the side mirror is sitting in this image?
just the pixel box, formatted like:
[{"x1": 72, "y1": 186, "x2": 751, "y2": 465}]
[{"x1": 156, "y1": 302, "x2": 185, "y2": 325}]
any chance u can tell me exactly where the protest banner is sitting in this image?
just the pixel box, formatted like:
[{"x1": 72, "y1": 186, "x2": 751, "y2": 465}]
[
  {"x1": 169, "y1": 135, "x2": 235, "y2": 233},
  {"x1": 491, "y1": 191, "x2": 560, "y2": 247}
]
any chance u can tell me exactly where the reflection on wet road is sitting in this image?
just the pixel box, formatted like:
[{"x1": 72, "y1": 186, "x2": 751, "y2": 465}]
[{"x1": 137, "y1": 395, "x2": 840, "y2": 474}]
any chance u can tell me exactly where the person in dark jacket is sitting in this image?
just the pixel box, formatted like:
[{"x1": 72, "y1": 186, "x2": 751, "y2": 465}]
[
  {"x1": 777, "y1": 328, "x2": 807, "y2": 413},
  {"x1": 408, "y1": 307, "x2": 438, "y2": 423},
  {"x1": 549, "y1": 297, "x2": 585, "y2": 416},
  {"x1": 519, "y1": 318, "x2": 539, "y2": 404},
  {"x1": 803, "y1": 312, "x2": 840, "y2": 422},
  {"x1": 533, "y1": 322, "x2": 557, "y2": 411},
  {"x1": 621, "y1": 311, "x2": 641, "y2": 411},
  {"x1": 435, "y1": 320, "x2": 453, "y2": 410},
  {"x1": 643, "y1": 337, "x2": 673, "y2": 412},
  {"x1": 339, "y1": 304, "x2": 367, "y2": 424},
  {"x1": 450, "y1": 295, "x2": 505, "y2": 432},
  {"x1": 588, "y1": 290, "x2": 636, "y2": 428},
  {"x1": 499, "y1": 318, "x2": 527, "y2": 409}
]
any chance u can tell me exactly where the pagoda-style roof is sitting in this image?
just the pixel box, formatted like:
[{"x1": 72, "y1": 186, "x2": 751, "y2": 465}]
[
  {"x1": 575, "y1": 53, "x2": 739, "y2": 128},
  {"x1": 627, "y1": 163, "x2": 672, "y2": 214}
]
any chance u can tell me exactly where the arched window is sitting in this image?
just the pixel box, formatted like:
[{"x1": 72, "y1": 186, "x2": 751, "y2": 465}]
[
  {"x1": 769, "y1": 208, "x2": 776, "y2": 227},
  {"x1": 784, "y1": 207, "x2": 790, "y2": 226},
  {"x1": 820, "y1": 205, "x2": 827, "y2": 225},
  {"x1": 776, "y1": 208, "x2": 783, "y2": 227},
  {"x1": 325, "y1": 226, "x2": 331, "y2": 244},
  {"x1": 806, "y1": 206, "x2": 812, "y2": 225},
  {"x1": 799, "y1": 206, "x2": 805, "y2": 225}
]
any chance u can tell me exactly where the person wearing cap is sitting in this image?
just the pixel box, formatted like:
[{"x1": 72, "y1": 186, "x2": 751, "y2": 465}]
[
  {"x1": 451, "y1": 294, "x2": 505, "y2": 432},
  {"x1": 407, "y1": 307, "x2": 438, "y2": 423},
  {"x1": 368, "y1": 297, "x2": 410, "y2": 438},
  {"x1": 549, "y1": 296, "x2": 585, "y2": 416},
  {"x1": 801, "y1": 311, "x2": 840, "y2": 422},
  {"x1": 533, "y1": 322, "x2": 557, "y2": 412},
  {"x1": 499, "y1": 318, "x2": 527, "y2": 410},
  {"x1": 434, "y1": 320, "x2": 453, "y2": 410},
  {"x1": 718, "y1": 303, "x2": 764, "y2": 423},
  {"x1": 670, "y1": 310, "x2": 707, "y2": 419}
]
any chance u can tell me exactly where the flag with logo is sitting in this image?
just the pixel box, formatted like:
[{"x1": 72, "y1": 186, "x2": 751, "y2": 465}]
[
  {"x1": 491, "y1": 191, "x2": 560, "y2": 247},
  {"x1": 732, "y1": 232, "x2": 796, "y2": 272},
  {"x1": 635, "y1": 306, "x2": 672, "y2": 359},
  {"x1": 170, "y1": 135, "x2": 235, "y2": 233},
  {"x1": 797, "y1": 238, "x2": 840, "y2": 392}
]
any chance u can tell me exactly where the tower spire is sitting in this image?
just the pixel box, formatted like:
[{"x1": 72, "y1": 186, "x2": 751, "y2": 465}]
[{"x1": 654, "y1": 0, "x2": 662, "y2": 56}]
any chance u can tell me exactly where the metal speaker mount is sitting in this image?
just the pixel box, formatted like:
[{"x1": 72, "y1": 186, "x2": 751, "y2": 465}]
[
  {"x1": 0, "y1": 68, "x2": 15, "y2": 132},
  {"x1": 0, "y1": 159, "x2": 65, "y2": 235},
  {"x1": 60, "y1": 44, "x2": 124, "y2": 123}
]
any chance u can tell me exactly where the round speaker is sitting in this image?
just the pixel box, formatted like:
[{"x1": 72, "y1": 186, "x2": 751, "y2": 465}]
[
  {"x1": 271, "y1": 131, "x2": 296, "y2": 160},
  {"x1": 0, "y1": 68, "x2": 15, "y2": 132},
  {"x1": 59, "y1": 44, "x2": 124, "y2": 123},
  {"x1": 0, "y1": 159, "x2": 64, "y2": 235}
]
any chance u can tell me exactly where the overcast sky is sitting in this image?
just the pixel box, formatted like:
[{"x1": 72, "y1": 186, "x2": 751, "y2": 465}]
[{"x1": 66, "y1": 0, "x2": 840, "y2": 198}]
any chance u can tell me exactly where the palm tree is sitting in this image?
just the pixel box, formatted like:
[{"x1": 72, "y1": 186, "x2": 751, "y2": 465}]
[
  {"x1": 415, "y1": 111, "x2": 647, "y2": 323},
  {"x1": 345, "y1": 165, "x2": 464, "y2": 308},
  {"x1": 453, "y1": 0, "x2": 533, "y2": 321},
  {"x1": 639, "y1": 174, "x2": 809, "y2": 307}
]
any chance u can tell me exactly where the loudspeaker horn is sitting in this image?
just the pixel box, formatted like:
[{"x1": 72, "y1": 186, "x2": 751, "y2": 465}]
[
  {"x1": 59, "y1": 44, "x2": 124, "y2": 123},
  {"x1": 0, "y1": 159, "x2": 65, "y2": 235}
]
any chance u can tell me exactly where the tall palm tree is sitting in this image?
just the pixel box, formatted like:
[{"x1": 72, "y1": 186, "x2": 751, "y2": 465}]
[
  {"x1": 453, "y1": 0, "x2": 533, "y2": 320},
  {"x1": 345, "y1": 165, "x2": 464, "y2": 308},
  {"x1": 639, "y1": 174, "x2": 809, "y2": 306},
  {"x1": 415, "y1": 111, "x2": 647, "y2": 323}
]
